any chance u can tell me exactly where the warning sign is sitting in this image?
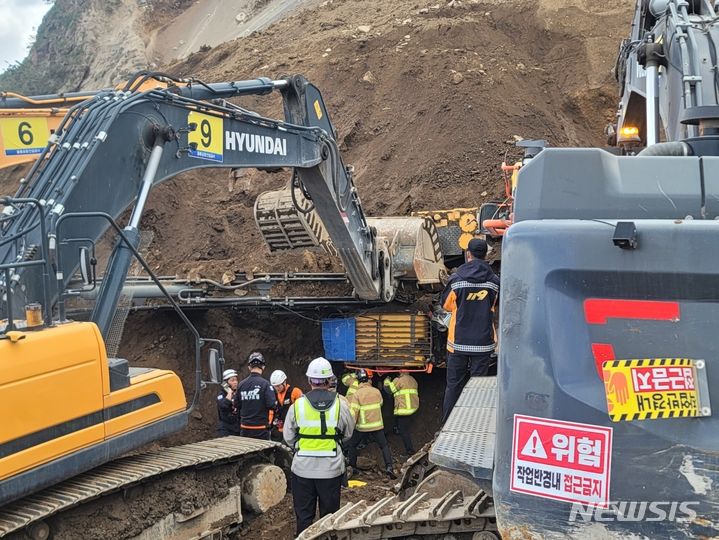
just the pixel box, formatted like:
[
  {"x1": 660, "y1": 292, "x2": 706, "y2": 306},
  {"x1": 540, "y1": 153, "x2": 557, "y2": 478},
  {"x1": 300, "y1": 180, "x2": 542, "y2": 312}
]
[
  {"x1": 511, "y1": 415, "x2": 612, "y2": 507},
  {"x1": 602, "y1": 358, "x2": 711, "y2": 421}
]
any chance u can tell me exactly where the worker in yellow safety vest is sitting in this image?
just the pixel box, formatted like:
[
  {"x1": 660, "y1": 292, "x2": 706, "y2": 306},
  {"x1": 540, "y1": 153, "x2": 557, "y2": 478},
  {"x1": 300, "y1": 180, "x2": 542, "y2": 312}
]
[
  {"x1": 283, "y1": 357, "x2": 355, "y2": 536},
  {"x1": 383, "y1": 372, "x2": 420, "y2": 456},
  {"x1": 346, "y1": 369, "x2": 395, "y2": 478}
]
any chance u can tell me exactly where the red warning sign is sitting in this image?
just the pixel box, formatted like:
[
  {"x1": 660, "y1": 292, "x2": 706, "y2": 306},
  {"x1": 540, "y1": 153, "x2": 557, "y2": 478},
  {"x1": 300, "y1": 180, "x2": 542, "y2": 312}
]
[{"x1": 511, "y1": 415, "x2": 612, "y2": 507}]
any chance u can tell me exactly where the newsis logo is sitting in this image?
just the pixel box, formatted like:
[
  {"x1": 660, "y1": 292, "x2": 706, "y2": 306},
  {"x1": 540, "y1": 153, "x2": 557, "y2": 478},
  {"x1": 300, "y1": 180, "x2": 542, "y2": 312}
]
[{"x1": 569, "y1": 501, "x2": 699, "y2": 523}]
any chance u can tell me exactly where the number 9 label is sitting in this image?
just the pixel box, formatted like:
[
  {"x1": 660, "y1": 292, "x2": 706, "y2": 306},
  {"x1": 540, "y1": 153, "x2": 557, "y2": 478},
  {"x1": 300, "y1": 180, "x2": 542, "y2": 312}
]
[
  {"x1": 188, "y1": 111, "x2": 223, "y2": 163},
  {"x1": 0, "y1": 117, "x2": 49, "y2": 156}
]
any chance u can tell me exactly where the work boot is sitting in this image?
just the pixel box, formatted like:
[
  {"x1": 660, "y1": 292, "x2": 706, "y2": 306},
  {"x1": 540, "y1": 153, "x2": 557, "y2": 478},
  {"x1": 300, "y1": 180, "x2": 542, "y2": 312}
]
[{"x1": 385, "y1": 466, "x2": 397, "y2": 479}]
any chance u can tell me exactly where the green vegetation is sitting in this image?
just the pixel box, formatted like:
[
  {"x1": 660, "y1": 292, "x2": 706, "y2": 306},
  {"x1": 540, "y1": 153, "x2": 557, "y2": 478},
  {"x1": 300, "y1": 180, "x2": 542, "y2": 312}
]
[{"x1": 0, "y1": 0, "x2": 87, "y2": 94}]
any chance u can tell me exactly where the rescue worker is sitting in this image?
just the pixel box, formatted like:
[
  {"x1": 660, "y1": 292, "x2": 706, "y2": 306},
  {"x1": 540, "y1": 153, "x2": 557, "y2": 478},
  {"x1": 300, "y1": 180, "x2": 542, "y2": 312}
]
[
  {"x1": 341, "y1": 370, "x2": 360, "y2": 399},
  {"x1": 283, "y1": 357, "x2": 355, "y2": 536},
  {"x1": 216, "y1": 368, "x2": 241, "y2": 437},
  {"x1": 270, "y1": 369, "x2": 303, "y2": 441},
  {"x1": 346, "y1": 369, "x2": 396, "y2": 478},
  {"x1": 440, "y1": 238, "x2": 499, "y2": 423},
  {"x1": 233, "y1": 351, "x2": 277, "y2": 440},
  {"x1": 383, "y1": 371, "x2": 419, "y2": 456}
]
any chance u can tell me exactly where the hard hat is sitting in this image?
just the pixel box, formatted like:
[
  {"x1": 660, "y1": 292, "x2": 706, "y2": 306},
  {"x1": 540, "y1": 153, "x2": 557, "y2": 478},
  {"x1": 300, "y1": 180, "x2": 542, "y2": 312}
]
[
  {"x1": 306, "y1": 357, "x2": 333, "y2": 379},
  {"x1": 222, "y1": 369, "x2": 238, "y2": 381},
  {"x1": 356, "y1": 368, "x2": 369, "y2": 383},
  {"x1": 270, "y1": 369, "x2": 287, "y2": 386},
  {"x1": 248, "y1": 351, "x2": 265, "y2": 366}
]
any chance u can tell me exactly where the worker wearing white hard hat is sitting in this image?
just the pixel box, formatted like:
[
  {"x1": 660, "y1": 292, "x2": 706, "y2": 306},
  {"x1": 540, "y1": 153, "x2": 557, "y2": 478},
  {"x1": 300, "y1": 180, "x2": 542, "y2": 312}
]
[
  {"x1": 216, "y1": 368, "x2": 240, "y2": 437},
  {"x1": 269, "y1": 369, "x2": 303, "y2": 441},
  {"x1": 283, "y1": 357, "x2": 356, "y2": 536}
]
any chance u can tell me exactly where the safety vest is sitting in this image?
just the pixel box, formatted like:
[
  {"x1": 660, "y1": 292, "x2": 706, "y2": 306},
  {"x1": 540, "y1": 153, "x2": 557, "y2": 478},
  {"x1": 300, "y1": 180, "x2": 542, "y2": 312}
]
[
  {"x1": 349, "y1": 384, "x2": 384, "y2": 432},
  {"x1": 384, "y1": 374, "x2": 419, "y2": 416},
  {"x1": 341, "y1": 373, "x2": 360, "y2": 398},
  {"x1": 294, "y1": 395, "x2": 341, "y2": 457}
]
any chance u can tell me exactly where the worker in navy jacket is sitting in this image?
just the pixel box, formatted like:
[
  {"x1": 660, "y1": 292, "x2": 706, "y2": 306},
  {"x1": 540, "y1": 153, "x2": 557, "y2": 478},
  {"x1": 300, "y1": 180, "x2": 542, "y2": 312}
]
[{"x1": 440, "y1": 238, "x2": 499, "y2": 423}]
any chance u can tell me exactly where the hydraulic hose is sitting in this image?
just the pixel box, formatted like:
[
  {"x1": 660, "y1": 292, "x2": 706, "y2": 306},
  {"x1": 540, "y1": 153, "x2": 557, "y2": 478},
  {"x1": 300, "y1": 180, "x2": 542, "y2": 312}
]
[{"x1": 637, "y1": 141, "x2": 693, "y2": 156}]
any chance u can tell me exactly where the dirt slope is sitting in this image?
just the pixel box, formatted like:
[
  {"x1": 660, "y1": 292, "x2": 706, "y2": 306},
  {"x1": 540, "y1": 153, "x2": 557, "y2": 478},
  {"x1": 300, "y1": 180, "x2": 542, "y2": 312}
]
[{"x1": 135, "y1": 0, "x2": 631, "y2": 278}]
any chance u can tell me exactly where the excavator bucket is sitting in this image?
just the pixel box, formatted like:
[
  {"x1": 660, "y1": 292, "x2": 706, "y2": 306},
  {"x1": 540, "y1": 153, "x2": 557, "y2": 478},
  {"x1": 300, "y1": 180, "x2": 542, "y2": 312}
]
[
  {"x1": 254, "y1": 186, "x2": 446, "y2": 287},
  {"x1": 367, "y1": 216, "x2": 445, "y2": 286},
  {"x1": 253, "y1": 185, "x2": 337, "y2": 255}
]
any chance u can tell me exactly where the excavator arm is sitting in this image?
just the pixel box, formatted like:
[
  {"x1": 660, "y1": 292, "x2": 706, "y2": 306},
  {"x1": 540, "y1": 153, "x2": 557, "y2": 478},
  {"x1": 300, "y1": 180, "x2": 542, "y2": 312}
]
[{"x1": 0, "y1": 74, "x2": 395, "y2": 338}]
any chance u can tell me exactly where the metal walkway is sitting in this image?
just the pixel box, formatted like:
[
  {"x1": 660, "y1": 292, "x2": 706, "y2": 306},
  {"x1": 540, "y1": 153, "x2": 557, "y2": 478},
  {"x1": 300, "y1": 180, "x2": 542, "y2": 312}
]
[{"x1": 429, "y1": 376, "x2": 497, "y2": 480}]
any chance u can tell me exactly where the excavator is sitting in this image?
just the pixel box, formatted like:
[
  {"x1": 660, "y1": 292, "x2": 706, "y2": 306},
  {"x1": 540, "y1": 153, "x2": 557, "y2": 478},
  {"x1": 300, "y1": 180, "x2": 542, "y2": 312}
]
[
  {"x1": 0, "y1": 71, "x2": 444, "y2": 538},
  {"x1": 0, "y1": 79, "x2": 167, "y2": 170},
  {"x1": 297, "y1": 1, "x2": 719, "y2": 538}
]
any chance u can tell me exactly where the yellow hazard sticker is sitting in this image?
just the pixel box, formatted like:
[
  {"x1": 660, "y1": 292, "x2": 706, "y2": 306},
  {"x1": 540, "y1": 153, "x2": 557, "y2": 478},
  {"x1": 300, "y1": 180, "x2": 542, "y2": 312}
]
[
  {"x1": 0, "y1": 117, "x2": 50, "y2": 156},
  {"x1": 313, "y1": 99, "x2": 323, "y2": 120},
  {"x1": 602, "y1": 358, "x2": 708, "y2": 421},
  {"x1": 188, "y1": 111, "x2": 223, "y2": 163}
]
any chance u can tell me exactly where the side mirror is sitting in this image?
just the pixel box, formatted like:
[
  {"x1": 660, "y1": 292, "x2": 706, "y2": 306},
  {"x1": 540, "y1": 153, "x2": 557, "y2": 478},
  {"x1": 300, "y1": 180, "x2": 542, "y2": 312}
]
[
  {"x1": 79, "y1": 247, "x2": 94, "y2": 287},
  {"x1": 208, "y1": 348, "x2": 224, "y2": 384}
]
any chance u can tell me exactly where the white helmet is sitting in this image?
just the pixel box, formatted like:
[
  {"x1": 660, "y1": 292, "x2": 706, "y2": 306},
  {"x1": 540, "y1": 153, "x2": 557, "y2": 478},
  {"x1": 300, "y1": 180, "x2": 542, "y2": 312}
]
[
  {"x1": 306, "y1": 357, "x2": 333, "y2": 379},
  {"x1": 270, "y1": 369, "x2": 288, "y2": 386},
  {"x1": 222, "y1": 368, "x2": 238, "y2": 381}
]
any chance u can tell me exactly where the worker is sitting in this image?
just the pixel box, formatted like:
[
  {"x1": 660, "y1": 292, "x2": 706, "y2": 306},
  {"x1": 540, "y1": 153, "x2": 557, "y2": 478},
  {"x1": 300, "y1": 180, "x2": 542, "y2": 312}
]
[
  {"x1": 341, "y1": 370, "x2": 360, "y2": 399},
  {"x1": 440, "y1": 238, "x2": 499, "y2": 423},
  {"x1": 233, "y1": 351, "x2": 277, "y2": 440},
  {"x1": 383, "y1": 371, "x2": 419, "y2": 456},
  {"x1": 283, "y1": 357, "x2": 355, "y2": 536},
  {"x1": 216, "y1": 368, "x2": 241, "y2": 437},
  {"x1": 346, "y1": 369, "x2": 396, "y2": 479},
  {"x1": 270, "y1": 369, "x2": 303, "y2": 441}
]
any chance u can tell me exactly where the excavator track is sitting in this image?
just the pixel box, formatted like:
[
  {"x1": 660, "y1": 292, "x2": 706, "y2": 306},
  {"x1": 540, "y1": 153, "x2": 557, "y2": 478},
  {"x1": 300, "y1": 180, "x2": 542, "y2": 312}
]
[
  {"x1": 0, "y1": 437, "x2": 291, "y2": 540},
  {"x1": 296, "y1": 484, "x2": 498, "y2": 540}
]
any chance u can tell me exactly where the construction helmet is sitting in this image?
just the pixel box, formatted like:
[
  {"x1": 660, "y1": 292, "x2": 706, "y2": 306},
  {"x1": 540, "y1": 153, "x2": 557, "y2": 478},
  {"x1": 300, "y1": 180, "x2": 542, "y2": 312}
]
[
  {"x1": 248, "y1": 351, "x2": 265, "y2": 367},
  {"x1": 356, "y1": 368, "x2": 369, "y2": 383},
  {"x1": 306, "y1": 357, "x2": 334, "y2": 379},
  {"x1": 270, "y1": 369, "x2": 288, "y2": 386},
  {"x1": 222, "y1": 369, "x2": 238, "y2": 381}
]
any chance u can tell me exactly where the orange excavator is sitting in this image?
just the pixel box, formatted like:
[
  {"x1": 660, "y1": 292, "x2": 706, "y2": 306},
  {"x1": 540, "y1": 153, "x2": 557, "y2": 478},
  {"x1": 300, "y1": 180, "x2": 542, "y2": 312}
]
[
  {"x1": 0, "y1": 78, "x2": 166, "y2": 170},
  {"x1": 478, "y1": 139, "x2": 545, "y2": 249}
]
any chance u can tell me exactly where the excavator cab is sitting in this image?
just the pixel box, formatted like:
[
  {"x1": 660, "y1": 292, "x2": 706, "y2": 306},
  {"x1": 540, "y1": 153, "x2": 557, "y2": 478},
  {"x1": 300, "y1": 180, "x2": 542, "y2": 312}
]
[{"x1": 0, "y1": 202, "x2": 209, "y2": 507}]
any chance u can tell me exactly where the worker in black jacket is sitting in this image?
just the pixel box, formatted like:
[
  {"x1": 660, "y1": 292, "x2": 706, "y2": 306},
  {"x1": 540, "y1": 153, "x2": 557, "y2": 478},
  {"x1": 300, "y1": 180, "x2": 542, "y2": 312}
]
[
  {"x1": 233, "y1": 352, "x2": 277, "y2": 439},
  {"x1": 440, "y1": 238, "x2": 499, "y2": 423},
  {"x1": 216, "y1": 368, "x2": 241, "y2": 436}
]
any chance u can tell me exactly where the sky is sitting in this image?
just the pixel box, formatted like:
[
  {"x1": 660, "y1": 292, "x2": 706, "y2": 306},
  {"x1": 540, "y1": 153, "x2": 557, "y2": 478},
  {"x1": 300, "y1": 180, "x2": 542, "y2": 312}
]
[{"x1": 0, "y1": 0, "x2": 53, "y2": 71}]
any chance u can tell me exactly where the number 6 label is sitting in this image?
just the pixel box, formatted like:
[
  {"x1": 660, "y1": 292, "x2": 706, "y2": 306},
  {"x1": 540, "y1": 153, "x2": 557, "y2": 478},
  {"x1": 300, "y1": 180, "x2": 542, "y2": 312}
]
[
  {"x1": 188, "y1": 111, "x2": 223, "y2": 163},
  {"x1": 0, "y1": 117, "x2": 49, "y2": 156}
]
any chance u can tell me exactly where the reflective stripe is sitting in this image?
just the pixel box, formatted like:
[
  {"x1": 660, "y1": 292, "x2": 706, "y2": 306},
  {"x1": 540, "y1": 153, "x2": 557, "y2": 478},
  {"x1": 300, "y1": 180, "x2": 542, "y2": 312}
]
[
  {"x1": 295, "y1": 396, "x2": 340, "y2": 457},
  {"x1": 352, "y1": 401, "x2": 383, "y2": 430},
  {"x1": 451, "y1": 280, "x2": 498, "y2": 292},
  {"x1": 384, "y1": 379, "x2": 398, "y2": 394},
  {"x1": 241, "y1": 424, "x2": 267, "y2": 430},
  {"x1": 396, "y1": 388, "x2": 418, "y2": 415},
  {"x1": 448, "y1": 341, "x2": 495, "y2": 353}
]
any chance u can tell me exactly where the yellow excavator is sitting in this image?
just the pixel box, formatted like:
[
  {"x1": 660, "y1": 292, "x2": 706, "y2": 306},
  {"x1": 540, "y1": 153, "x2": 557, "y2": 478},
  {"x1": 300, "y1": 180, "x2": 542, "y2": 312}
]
[
  {"x1": 0, "y1": 71, "x2": 444, "y2": 538},
  {"x1": 0, "y1": 79, "x2": 165, "y2": 170}
]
